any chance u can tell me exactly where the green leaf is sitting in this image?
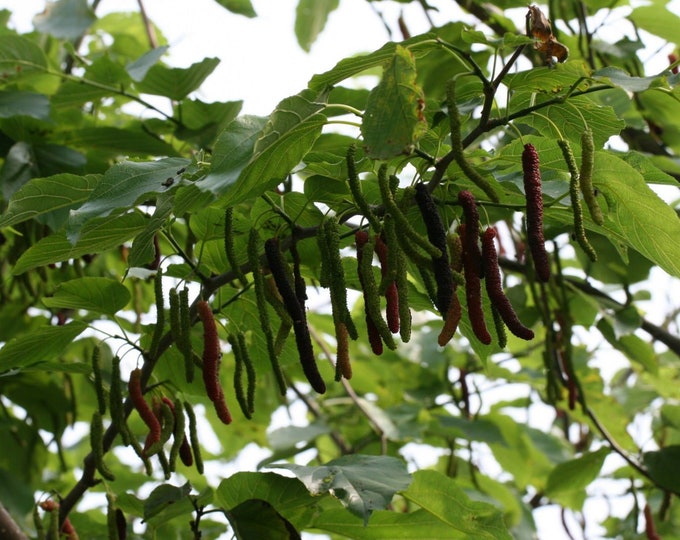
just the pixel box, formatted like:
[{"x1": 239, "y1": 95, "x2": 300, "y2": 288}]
[
  {"x1": 137, "y1": 57, "x2": 220, "y2": 100},
  {"x1": 195, "y1": 115, "x2": 267, "y2": 196},
  {"x1": 142, "y1": 485, "x2": 213, "y2": 528},
  {"x1": 213, "y1": 0, "x2": 257, "y2": 18},
  {"x1": 362, "y1": 45, "x2": 427, "y2": 159},
  {"x1": 295, "y1": 0, "x2": 339, "y2": 52},
  {"x1": 270, "y1": 455, "x2": 411, "y2": 524},
  {"x1": 544, "y1": 448, "x2": 609, "y2": 509},
  {"x1": 14, "y1": 213, "x2": 148, "y2": 274},
  {"x1": 228, "y1": 499, "x2": 300, "y2": 540},
  {"x1": 0, "y1": 90, "x2": 49, "y2": 120},
  {"x1": 313, "y1": 508, "x2": 473, "y2": 539},
  {"x1": 0, "y1": 321, "x2": 87, "y2": 371},
  {"x1": 593, "y1": 66, "x2": 666, "y2": 93},
  {"x1": 174, "y1": 99, "x2": 243, "y2": 146},
  {"x1": 594, "y1": 152, "x2": 680, "y2": 278},
  {"x1": 42, "y1": 277, "x2": 130, "y2": 316},
  {"x1": 0, "y1": 35, "x2": 48, "y2": 73},
  {"x1": 596, "y1": 317, "x2": 658, "y2": 374},
  {"x1": 215, "y1": 89, "x2": 328, "y2": 207},
  {"x1": 308, "y1": 34, "x2": 437, "y2": 90},
  {"x1": 144, "y1": 483, "x2": 192, "y2": 521},
  {"x1": 515, "y1": 96, "x2": 624, "y2": 147},
  {"x1": 128, "y1": 192, "x2": 174, "y2": 268},
  {"x1": 32, "y1": 0, "x2": 96, "y2": 40},
  {"x1": 504, "y1": 62, "x2": 590, "y2": 93},
  {"x1": 67, "y1": 158, "x2": 189, "y2": 242},
  {"x1": 629, "y1": 5, "x2": 680, "y2": 45},
  {"x1": 643, "y1": 446, "x2": 680, "y2": 495},
  {"x1": 215, "y1": 472, "x2": 316, "y2": 529},
  {"x1": 0, "y1": 173, "x2": 99, "y2": 229},
  {"x1": 65, "y1": 126, "x2": 179, "y2": 158},
  {"x1": 126, "y1": 45, "x2": 168, "y2": 82},
  {"x1": 401, "y1": 470, "x2": 512, "y2": 540}
]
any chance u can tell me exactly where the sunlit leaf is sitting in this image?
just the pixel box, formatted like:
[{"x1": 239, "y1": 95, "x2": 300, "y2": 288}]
[
  {"x1": 0, "y1": 35, "x2": 47, "y2": 72},
  {"x1": 593, "y1": 152, "x2": 680, "y2": 278},
  {"x1": 629, "y1": 5, "x2": 680, "y2": 46},
  {"x1": 313, "y1": 508, "x2": 473, "y2": 539},
  {"x1": 401, "y1": 470, "x2": 512, "y2": 540},
  {"x1": 362, "y1": 45, "x2": 427, "y2": 159},
  {"x1": 544, "y1": 448, "x2": 609, "y2": 509}
]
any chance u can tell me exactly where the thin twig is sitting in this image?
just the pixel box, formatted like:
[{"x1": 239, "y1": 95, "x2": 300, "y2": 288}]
[
  {"x1": 136, "y1": 0, "x2": 159, "y2": 48},
  {"x1": 287, "y1": 383, "x2": 352, "y2": 454},
  {"x1": 309, "y1": 326, "x2": 389, "y2": 454}
]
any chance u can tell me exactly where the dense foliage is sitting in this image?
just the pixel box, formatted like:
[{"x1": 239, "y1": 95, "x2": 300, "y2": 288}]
[{"x1": 1, "y1": 0, "x2": 680, "y2": 538}]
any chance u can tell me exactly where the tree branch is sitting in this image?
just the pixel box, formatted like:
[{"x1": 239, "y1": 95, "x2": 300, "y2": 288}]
[
  {"x1": 0, "y1": 503, "x2": 27, "y2": 540},
  {"x1": 500, "y1": 257, "x2": 680, "y2": 358}
]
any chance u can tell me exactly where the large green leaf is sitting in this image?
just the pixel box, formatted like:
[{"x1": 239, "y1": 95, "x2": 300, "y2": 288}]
[
  {"x1": 362, "y1": 45, "x2": 427, "y2": 159},
  {"x1": 0, "y1": 35, "x2": 48, "y2": 73},
  {"x1": 215, "y1": 472, "x2": 316, "y2": 529},
  {"x1": 400, "y1": 470, "x2": 512, "y2": 540},
  {"x1": 308, "y1": 34, "x2": 437, "y2": 91},
  {"x1": 593, "y1": 67, "x2": 668, "y2": 93},
  {"x1": 629, "y1": 5, "x2": 680, "y2": 45},
  {"x1": 643, "y1": 446, "x2": 680, "y2": 495},
  {"x1": 271, "y1": 455, "x2": 411, "y2": 524},
  {"x1": 14, "y1": 213, "x2": 147, "y2": 274},
  {"x1": 136, "y1": 57, "x2": 220, "y2": 100},
  {"x1": 67, "y1": 158, "x2": 189, "y2": 242},
  {"x1": 313, "y1": 508, "x2": 474, "y2": 539},
  {"x1": 194, "y1": 115, "x2": 267, "y2": 197},
  {"x1": 213, "y1": 0, "x2": 257, "y2": 17},
  {"x1": 295, "y1": 0, "x2": 339, "y2": 52},
  {"x1": 0, "y1": 321, "x2": 87, "y2": 371},
  {"x1": 594, "y1": 152, "x2": 680, "y2": 278},
  {"x1": 214, "y1": 89, "x2": 328, "y2": 207},
  {"x1": 0, "y1": 90, "x2": 49, "y2": 120},
  {"x1": 514, "y1": 96, "x2": 624, "y2": 147},
  {"x1": 65, "y1": 126, "x2": 179, "y2": 157},
  {"x1": 32, "y1": 0, "x2": 96, "y2": 40},
  {"x1": 504, "y1": 62, "x2": 590, "y2": 93},
  {"x1": 544, "y1": 447, "x2": 609, "y2": 509},
  {"x1": 0, "y1": 173, "x2": 99, "y2": 229},
  {"x1": 42, "y1": 277, "x2": 130, "y2": 316}
]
